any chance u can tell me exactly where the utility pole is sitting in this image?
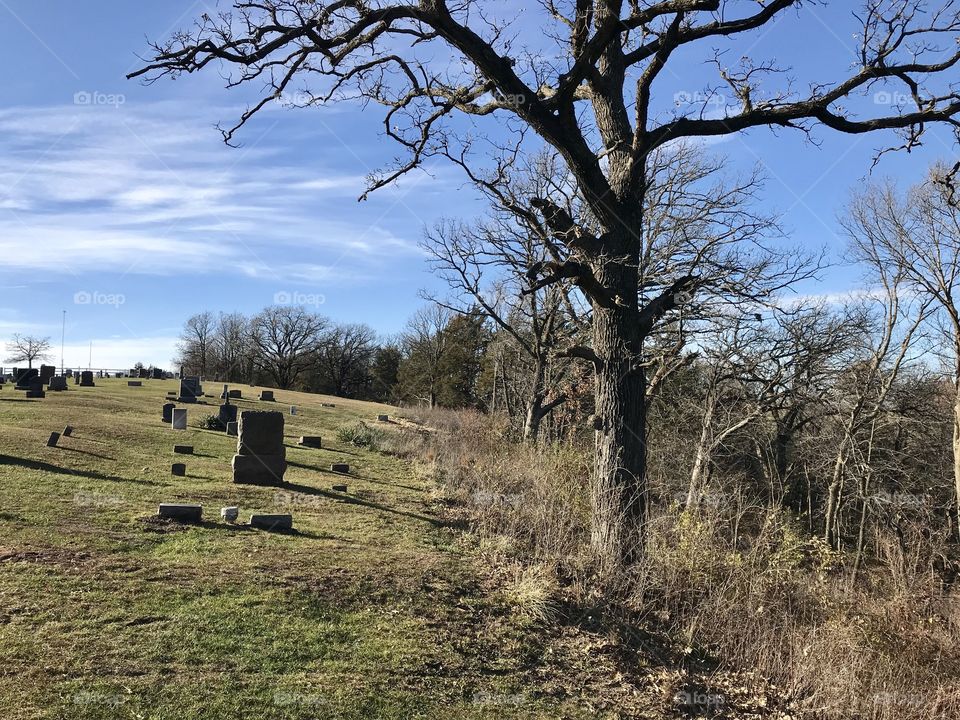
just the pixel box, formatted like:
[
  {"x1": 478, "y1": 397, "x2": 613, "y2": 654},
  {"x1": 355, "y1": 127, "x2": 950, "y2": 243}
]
[{"x1": 60, "y1": 310, "x2": 66, "y2": 375}]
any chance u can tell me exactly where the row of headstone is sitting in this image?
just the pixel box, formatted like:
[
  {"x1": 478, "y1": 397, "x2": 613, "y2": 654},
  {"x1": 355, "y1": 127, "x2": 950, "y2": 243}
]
[
  {"x1": 232, "y1": 410, "x2": 287, "y2": 486},
  {"x1": 157, "y1": 503, "x2": 292, "y2": 530}
]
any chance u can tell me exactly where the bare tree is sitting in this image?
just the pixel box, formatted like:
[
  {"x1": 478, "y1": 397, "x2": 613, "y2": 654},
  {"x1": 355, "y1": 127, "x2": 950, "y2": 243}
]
[
  {"x1": 213, "y1": 311, "x2": 252, "y2": 382},
  {"x1": 250, "y1": 305, "x2": 328, "y2": 389},
  {"x1": 5, "y1": 334, "x2": 52, "y2": 369},
  {"x1": 841, "y1": 168, "x2": 958, "y2": 535},
  {"x1": 132, "y1": 0, "x2": 960, "y2": 566},
  {"x1": 177, "y1": 312, "x2": 216, "y2": 377},
  {"x1": 315, "y1": 323, "x2": 378, "y2": 397},
  {"x1": 397, "y1": 304, "x2": 452, "y2": 408}
]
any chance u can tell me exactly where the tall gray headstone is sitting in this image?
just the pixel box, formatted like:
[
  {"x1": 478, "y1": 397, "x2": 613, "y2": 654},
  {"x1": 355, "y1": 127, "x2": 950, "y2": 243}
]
[
  {"x1": 232, "y1": 410, "x2": 287, "y2": 486},
  {"x1": 171, "y1": 408, "x2": 188, "y2": 430}
]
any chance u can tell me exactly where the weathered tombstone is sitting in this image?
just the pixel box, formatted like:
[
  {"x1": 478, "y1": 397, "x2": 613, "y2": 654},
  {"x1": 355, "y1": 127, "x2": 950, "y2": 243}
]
[
  {"x1": 249, "y1": 513, "x2": 293, "y2": 531},
  {"x1": 259, "y1": 390, "x2": 274, "y2": 401},
  {"x1": 15, "y1": 368, "x2": 38, "y2": 389},
  {"x1": 232, "y1": 410, "x2": 287, "y2": 486},
  {"x1": 228, "y1": 389, "x2": 241, "y2": 399},
  {"x1": 48, "y1": 376, "x2": 68, "y2": 391},
  {"x1": 158, "y1": 503, "x2": 201, "y2": 522},
  {"x1": 26, "y1": 377, "x2": 45, "y2": 398},
  {"x1": 218, "y1": 403, "x2": 238, "y2": 427},
  {"x1": 178, "y1": 376, "x2": 200, "y2": 403},
  {"x1": 173, "y1": 445, "x2": 193, "y2": 455},
  {"x1": 62, "y1": 425, "x2": 73, "y2": 437},
  {"x1": 298, "y1": 436, "x2": 322, "y2": 449},
  {"x1": 38, "y1": 364, "x2": 56, "y2": 383},
  {"x1": 162, "y1": 403, "x2": 175, "y2": 423},
  {"x1": 332, "y1": 484, "x2": 348, "y2": 492},
  {"x1": 79, "y1": 371, "x2": 95, "y2": 387},
  {"x1": 46, "y1": 431, "x2": 60, "y2": 447},
  {"x1": 226, "y1": 421, "x2": 238, "y2": 437},
  {"x1": 331, "y1": 463, "x2": 350, "y2": 474},
  {"x1": 128, "y1": 380, "x2": 142, "y2": 387},
  {"x1": 73, "y1": 371, "x2": 80, "y2": 384},
  {"x1": 377, "y1": 414, "x2": 389, "y2": 422},
  {"x1": 290, "y1": 405, "x2": 297, "y2": 415},
  {"x1": 220, "y1": 506, "x2": 239, "y2": 522},
  {"x1": 138, "y1": 367, "x2": 149, "y2": 379},
  {"x1": 171, "y1": 408, "x2": 188, "y2": 430},
  {"x1": 152, "y1": 367, "x2": 163, "y2": 380},
  {"x1": 171, "y1": 463, "x2": 186, "y2": 477},
  {"x1": 220, "y1": 384, "x2": 229, "y2": 400}
]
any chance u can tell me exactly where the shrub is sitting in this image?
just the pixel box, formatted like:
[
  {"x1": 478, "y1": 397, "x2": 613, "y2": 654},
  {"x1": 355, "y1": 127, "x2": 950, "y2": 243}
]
[{"x1": 336, "y1": 420, "x2": 384, "y2": 449}]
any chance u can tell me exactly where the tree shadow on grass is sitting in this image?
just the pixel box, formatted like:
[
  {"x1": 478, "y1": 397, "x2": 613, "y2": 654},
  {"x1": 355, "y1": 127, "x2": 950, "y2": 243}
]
[
  {"x1": 284, "y1": 481, "x2": 443, "y2": 527},
  {"x1": 0, "y1": 455, "x2": 155, "y2": 485},
  {"x1": 58, "y1": 446, "x2": 117, "y2": 461}
]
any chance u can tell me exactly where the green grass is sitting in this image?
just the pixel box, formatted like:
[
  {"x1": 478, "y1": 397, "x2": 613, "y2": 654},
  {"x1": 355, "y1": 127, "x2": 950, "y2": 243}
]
[{"x1": 0, "y1": 380, "x2": 594, "y2": 719}]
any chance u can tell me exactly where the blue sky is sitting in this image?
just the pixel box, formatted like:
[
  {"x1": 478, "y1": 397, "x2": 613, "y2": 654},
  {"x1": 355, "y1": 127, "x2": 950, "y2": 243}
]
[{"x1": 0, "y1": 2, "x2": 955, "y2": 370}]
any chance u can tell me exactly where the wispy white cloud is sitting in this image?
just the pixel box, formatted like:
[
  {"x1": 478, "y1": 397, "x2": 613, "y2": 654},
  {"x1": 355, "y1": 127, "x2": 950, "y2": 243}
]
[{"x1": 0, "y1": 100, "x2": 425, "y2": 280}]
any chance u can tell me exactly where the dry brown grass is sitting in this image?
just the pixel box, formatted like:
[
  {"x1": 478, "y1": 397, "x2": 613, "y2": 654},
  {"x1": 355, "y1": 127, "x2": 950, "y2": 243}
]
[{"x1": 388, "y1": 405, "x2": 960, "y2": 720}]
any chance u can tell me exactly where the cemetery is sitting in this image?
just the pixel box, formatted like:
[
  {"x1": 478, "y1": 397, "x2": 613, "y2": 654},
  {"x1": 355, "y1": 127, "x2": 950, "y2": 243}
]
[{"x1": 0, "y1": 377, "x2": 519, "y2": 718}]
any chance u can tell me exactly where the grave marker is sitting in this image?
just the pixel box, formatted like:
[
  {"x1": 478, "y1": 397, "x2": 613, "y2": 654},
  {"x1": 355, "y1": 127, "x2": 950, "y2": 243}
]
[
  {"x1": 259, "y1": 390, "x2": 274, "y2": 401},
  {"x1": 249, "y1": 513, "x2": 293, "y2": 531},
  {"x1": 232, "y1": 410, "x2": 287, "y2": 486},
  {"x1": 171, "y1": 463, "x2": 186, "y2": 477},
  {"x1": 46, "y1": 432, "x2": 60, "y2": 447},
  {"x1": 220, "y1": 506, "x2": 239, "y2": 522},
  {"x1": 158, "y1": 503, "x2": 201, "y2": 522},
  {"x1": 171, "y1": 408, "x2": 188, "y2": 430},
  {"x1": 331, "y1": 463, "x2": 350, "y2": 474},
  {"x1": 298, "y1": 436, "x2": 322, "y2": 448}
]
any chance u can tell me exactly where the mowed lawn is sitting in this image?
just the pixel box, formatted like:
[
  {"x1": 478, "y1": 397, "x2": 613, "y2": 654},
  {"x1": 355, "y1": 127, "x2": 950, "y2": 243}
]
[{"x1": 0, "y1": 380, "x2": 593, "y2": 719}]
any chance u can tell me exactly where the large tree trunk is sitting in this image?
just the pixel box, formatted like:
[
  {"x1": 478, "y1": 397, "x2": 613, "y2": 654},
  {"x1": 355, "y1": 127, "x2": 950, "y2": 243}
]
[
  {"x1": 591, "y1": 296, "x2": 646, "y2": 570},
  {"x1": 952, "y1": 382, "x2": 960, "y2": 537}
]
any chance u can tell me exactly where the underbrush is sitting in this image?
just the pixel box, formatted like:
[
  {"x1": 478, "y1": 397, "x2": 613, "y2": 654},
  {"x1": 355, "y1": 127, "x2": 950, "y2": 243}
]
[{"x1": 387, "y1": 405, "x2": 960, "y2": 720}]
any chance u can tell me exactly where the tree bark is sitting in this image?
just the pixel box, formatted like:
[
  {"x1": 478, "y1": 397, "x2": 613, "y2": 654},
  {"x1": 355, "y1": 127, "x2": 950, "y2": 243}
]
[{"x1": 591, "y1": 266, "x2": 646, "y2": 569}]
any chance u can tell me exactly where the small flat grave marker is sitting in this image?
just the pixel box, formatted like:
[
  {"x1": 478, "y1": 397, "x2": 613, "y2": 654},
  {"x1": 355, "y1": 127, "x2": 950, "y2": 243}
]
[
  {"x1": 377, "y1": 414, "x2": 389, "y2": 422},
  {"x1": 332, "y1": 484, "x2": 348, "y2": 492},
  {"x1": 62, "y1": 425, "x2": 73, "y2": 437},
  {"x1": 249, "y1": 513, "x2": 293, "y2": 531},
  {"x1": 331, "y1": 463, "x2": 350, "y2": 474},
  {"x1": 226, "y1": 421, "x2": 238, "y2": 436},
  {"x1": 46, "y1": 431, "x2": 60, "y2": 447},
  {"x1": 298, "y1": 436, "x2": 322, "y2": 448},
  {"x1": 259, "y1": 390, "x2": 274, "y2": 401},
  {"x1": 171, "y1": 463, "x2": 186, "y2": 477},
  {"x1": 173, "y1": 445, "x2": 193, "y2": 455},
  {"x1": 128, "y1": 380, "x2": 142, "y2": 387},
  {"x1": 221, "y1": 506, "x2": 239, "y2": 522},
  {"x1": 158, "y1": 503, "x2": 201, "y2": 522}
]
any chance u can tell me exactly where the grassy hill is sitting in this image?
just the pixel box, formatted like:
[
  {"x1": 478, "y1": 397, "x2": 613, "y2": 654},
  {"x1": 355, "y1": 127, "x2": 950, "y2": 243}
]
[
  {"x1": 0, "y1": 380, "x2": 589, "y2": 719},
  {"x1": 0, "y1": 379, "x2": 789, "y2": 720}
]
